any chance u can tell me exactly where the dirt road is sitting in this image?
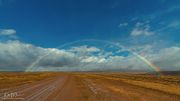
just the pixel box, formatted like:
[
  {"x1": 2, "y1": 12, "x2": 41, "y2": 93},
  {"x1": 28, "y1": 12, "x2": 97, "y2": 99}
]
[{"x1": 0, "y1": 73, "x2": 180, "y2": 101}]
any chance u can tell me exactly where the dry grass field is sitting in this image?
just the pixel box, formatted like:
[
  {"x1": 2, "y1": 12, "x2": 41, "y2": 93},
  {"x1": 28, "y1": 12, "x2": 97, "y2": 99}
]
[
  {"x1": 0, "y1": 72, "x2": 180, "y2": 101},
  {"x1": 0, "y1": 72, "x2": 60, "y2": 89}
]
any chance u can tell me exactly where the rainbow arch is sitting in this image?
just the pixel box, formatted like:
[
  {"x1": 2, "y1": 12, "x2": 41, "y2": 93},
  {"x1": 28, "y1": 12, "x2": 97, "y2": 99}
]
[{"x1": 25, "y1": 39, "x2": 161, "y2": 76}]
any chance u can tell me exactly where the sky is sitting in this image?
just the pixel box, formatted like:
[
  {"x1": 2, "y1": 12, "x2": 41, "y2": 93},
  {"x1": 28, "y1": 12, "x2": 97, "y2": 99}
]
[{"x1": 0, "y1": 0, "x2": 180, "y2": 71}]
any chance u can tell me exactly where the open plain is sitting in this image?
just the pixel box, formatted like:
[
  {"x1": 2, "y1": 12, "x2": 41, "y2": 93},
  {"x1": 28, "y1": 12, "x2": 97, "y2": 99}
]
[{"x1": 0, "y1": 72, "x2": 180, "y2": 101}]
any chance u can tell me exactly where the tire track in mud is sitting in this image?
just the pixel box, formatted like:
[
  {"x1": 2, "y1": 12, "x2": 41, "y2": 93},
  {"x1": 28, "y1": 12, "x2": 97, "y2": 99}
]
[
  {"x1": 0, "y1": 75, "x2": 68, "y2": 101},
  {"x1": 23, "y1": 75, "x2": 68, "y2": 101},
  {"x1": 83, "y1": 78, "x2": 118, "y2": 101},
  {"x1": 0, "y1": 78, "x2": 56, "y2": 100}
]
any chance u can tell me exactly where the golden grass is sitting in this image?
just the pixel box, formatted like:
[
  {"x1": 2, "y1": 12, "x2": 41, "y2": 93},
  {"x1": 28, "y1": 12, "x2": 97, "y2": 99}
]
[
  {"x1": 1, "y1": 72, "x2": 180, "y2": 97},
  {"x1": 79, "y1": 73, "x2": 180, "y2": 96},
  {"x1": 0, "y1": 72, "x2": 60, "y2": 89},
  {"x1": 121, "y1": 78, "x2": 180, "y2": 95}
]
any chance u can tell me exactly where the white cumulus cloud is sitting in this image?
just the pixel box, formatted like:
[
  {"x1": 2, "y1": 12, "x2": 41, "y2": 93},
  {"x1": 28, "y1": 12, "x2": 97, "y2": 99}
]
[
  {"x1": 130, "y1": 22, "x2": 154, "y2": 36},
  {"x1": 0, "y1": 29, "x2": 16, "y2": 36},
  {"x1": 118, "y1": 23, "x2": 128, "y2": 27},
  {"x1": 0, "y1": 40, "x2": 180, "y2": 71}
]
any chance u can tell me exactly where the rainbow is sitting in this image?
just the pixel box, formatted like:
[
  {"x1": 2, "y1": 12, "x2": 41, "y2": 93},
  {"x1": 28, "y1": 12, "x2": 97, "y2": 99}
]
[
  {"x1": 25, "y1": 39, "x2": 161, "y2": 76},
  {"x1": 132, "y1": 52, "x2": 161, "y2": 76}
]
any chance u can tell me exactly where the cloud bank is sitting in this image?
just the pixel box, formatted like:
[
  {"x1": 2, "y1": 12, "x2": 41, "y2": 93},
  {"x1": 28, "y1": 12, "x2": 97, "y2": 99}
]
[{"x1": 0, "y1": 40, "x2": 179, "y2": 71}]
